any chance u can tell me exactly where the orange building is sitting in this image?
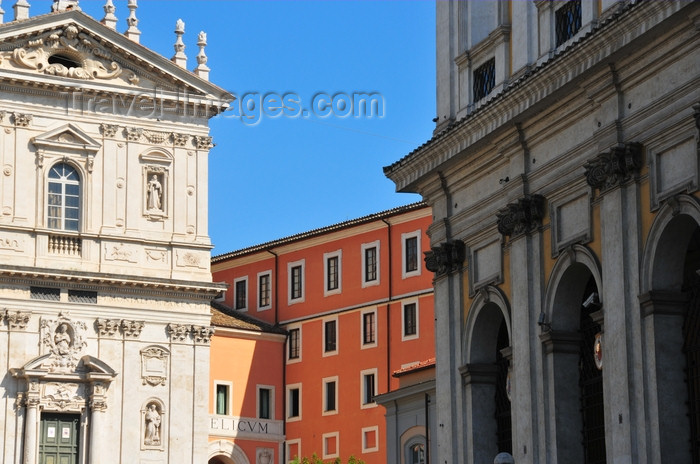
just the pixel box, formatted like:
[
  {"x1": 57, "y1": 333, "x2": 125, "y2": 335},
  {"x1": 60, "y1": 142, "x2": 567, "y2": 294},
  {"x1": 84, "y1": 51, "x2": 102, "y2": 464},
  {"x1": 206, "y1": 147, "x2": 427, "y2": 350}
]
[
  {"x1": 210, "y1": 203, "x2": 435, "y2": 463},
  {"x1": 208, "y1": 302, "x2": 287, "y2": 464}
]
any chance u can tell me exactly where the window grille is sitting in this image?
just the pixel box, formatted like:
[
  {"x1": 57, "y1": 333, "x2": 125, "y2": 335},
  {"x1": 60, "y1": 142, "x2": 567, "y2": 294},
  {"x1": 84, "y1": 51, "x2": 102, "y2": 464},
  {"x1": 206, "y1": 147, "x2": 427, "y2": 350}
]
[
  {"x1": 555, "y1": 0, "x2": 582, "y2": 47},
  {"x1": 68, "y1": 290, "x2": 97, "y2": 304},
  {"x1": 473, "y1": 58, "x2": 496, "y2": 102},
  {"x1": 30, "y1": 286, "x2": 60, "y2": 301}
]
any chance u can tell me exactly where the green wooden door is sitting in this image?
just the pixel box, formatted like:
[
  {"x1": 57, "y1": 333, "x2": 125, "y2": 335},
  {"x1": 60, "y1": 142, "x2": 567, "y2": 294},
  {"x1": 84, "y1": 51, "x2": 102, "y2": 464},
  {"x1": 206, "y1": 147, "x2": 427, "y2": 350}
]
[{"x1": 39, "y1": 413, "x2": 80, "y2": 464}]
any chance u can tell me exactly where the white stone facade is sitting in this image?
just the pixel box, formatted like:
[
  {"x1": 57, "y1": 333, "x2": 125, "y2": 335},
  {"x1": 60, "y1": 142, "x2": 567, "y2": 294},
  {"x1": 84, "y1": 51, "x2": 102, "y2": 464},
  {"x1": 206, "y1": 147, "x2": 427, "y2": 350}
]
[
  {"x1": 386, "y1": 1, "x2": 700, "y2": 463},
  {"x1": 0, "y1": 4, "x2": 230, "y2": 464}
]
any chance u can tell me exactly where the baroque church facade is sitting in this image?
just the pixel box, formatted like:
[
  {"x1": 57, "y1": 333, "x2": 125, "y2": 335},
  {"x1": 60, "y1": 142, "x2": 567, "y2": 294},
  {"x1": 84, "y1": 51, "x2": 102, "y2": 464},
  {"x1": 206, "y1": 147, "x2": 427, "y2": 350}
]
[
  {"x1": 0, "y1": 1, "x2": 231, "y2": 463},
  {"x1": 385, "y1": 1, "x2": 700, "y2": 463}
]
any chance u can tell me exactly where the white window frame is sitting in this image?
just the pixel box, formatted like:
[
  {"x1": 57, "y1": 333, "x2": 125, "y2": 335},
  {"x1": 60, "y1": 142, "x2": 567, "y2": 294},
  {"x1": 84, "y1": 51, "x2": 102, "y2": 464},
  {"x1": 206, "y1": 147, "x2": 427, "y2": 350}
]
[
  {"x1": 361, "y1": 425, "x2": 380, "y2": 453},
  {"x1": 286, "y1": 323, "x2": 302, "y2": 364},
  {"x1": 288, "y1": 259, "x2": 305, "y2": 305},
  {"x1": 361, "y1": 308, "x2": 378, "y2": 349},
  {"x1": 286, "y1": 383, "x2": 302, "y2": 422},
  {"x1": 233, "y1": 276, "x2": 248, "y2": 312},
  {"x1": 360, "y1": 368, "x2": 378, "y2": 409},
  {"x1": 323, "y1": 249, "x2": 343, "y2": 296},
  {"x1": 257, "y1": 270, "x2": 272, "y2": 311},
  {"x1": 286, "y1": 439, "x2": 302, "y2": 464},
  {"x1": 256, "y1": 384, "x2": 275, "y2": 420},
  {"x1": 213, "y1": 380, "x2": 232, "y2": 416},
  {"x1": 322, "y1": 431, "x2": 340, "y2": 460},
  {"x1": 322, "y1": 316, "x2": 339, "y2": 357},
  {"x1": 402, "y1": 299, "x2": 420, "y2": 341},
  {"x1": 322, "y1": 376, "x2": 339, "y2": 416},
  {"x1": 401, "y1": 230, "x2": 422, "y2": 279},
  {"x1": 361, "y1": 240, "x2": 381, "y2": 287}
]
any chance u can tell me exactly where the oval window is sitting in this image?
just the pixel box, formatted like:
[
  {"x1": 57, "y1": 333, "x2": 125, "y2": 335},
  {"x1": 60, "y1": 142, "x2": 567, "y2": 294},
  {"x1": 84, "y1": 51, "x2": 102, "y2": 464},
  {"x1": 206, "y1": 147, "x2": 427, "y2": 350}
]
[{"x1": 48, "y1": 54, "x2": 81, "y2": 69}]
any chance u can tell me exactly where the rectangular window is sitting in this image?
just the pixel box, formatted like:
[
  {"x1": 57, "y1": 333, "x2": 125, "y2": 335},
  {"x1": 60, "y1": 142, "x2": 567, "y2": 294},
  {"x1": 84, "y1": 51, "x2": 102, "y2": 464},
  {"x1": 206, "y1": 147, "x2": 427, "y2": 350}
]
[
  {"x1": 234, "y1": 277, "x2": 247, "y2": 311},
  {"x1": 258, "y1": 272, "x2": 271, "y2": 310},
  {"x1": 323, "y1": 250, "x2": 342, "y2": 296},
  {"x1": 362, "y1": 426, "x2": 379, "y2": 453},
  {"x1": 322, "y1": 432, "x2": 340, "y2": 460},
  {"x1": 288, "y1": 260, "x2": 305, "y2": 303},
  {"x1": 287, "y1": 385, "x2": 301, "y2": 420},
  {"x1": 363, "y1": 312, "x2": 376, "y2": 345},
  {"x1": 402, "y1": 231, "x2": 421, "y2": 278},
  {"x1": 324, "y1": 379, "x2": 337, "y2": 413},
  {"x1": 288, "y1": 328, "x2": 301, "y2": 360},
  {"x1": 215, "y1": 383, "x2": 230, "y2": 416},
  {"x1": 473, "y1": 58, "x2": 496, "y2": 102},
  {"x1": 365, "y1": 247, "x2": 377, "y2": 282},
  {"x1": 68, "y1": 289, "x2": 97, "y2": 304},
  {"x1": 362, "y1": 371, "x2": 376, "y2": 405},
  {"x1": 555, "y1": 0, "x2": 582, "y2": 46},
  {"x1": 403, "y1": 302, "x2": 418, "y2": 338},
  {"x1": 258, "y1": 386, "x2": 273, "y2": 420},
  {"x1": 30, "y1": 286, "x2": 60, "y2": 301},
  {"x1": 324, "y1": 320, "x2": 337, "y2": 353},
  {"x1": 327, "y1": 256, "x2": 339, "y2": 291}
]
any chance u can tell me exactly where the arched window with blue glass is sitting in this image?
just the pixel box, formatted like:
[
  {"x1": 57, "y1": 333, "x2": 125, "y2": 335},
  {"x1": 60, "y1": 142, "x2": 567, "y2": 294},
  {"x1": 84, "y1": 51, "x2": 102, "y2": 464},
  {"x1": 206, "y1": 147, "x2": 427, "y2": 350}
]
[{"x1": 47, "y1": 163, "x2": 80, "y2": 231}]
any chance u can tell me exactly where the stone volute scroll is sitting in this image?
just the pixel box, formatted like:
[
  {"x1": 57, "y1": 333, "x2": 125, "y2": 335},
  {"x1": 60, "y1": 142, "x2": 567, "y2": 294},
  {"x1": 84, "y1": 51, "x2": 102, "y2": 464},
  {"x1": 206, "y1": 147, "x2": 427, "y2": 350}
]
[
  {"x1": 584, "y1": 142, "x2": 643, "y2": 192},
  {"x1": 496, "y1": 194, "x2": 546, "y2": 238},
  {"x1": 424, "y1": 239, "x2": 466, "y2": 277}
]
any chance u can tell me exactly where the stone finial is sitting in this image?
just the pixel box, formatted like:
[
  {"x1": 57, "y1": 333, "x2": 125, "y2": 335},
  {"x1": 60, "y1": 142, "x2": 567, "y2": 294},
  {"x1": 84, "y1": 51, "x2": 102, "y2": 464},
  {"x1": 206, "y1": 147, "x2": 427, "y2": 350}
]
[
  {"x1": 125, "y1": 0, "x2": 141, "y2": 43},
  {"x1": 101, "y1": 0, "x2": 117, "y2": 29},
  {"x1": 171, "y1": 19, "x2": 187, "y2": 68},
  {"x1": 13, "y1": 0, "x2": 30, "y2": 21},
  {"x1": 52, "y1": 0, "x2": 80, "y2": 12},
  {"x1": 194, "y1": 31, "x2": 210, "y2": 80}
]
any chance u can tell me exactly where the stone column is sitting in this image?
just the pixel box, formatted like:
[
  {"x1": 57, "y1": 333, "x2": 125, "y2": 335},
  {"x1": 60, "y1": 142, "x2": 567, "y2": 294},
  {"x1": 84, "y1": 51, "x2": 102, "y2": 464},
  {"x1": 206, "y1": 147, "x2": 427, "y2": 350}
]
[
  {"x1": 23, "y1": 397, "x2": 39, "y2": 464},
  {"x1": 461, "y1": 363, "x2": 498, "y2": 463},
  {"x1": 585, "y1": 143, "x2": 645, "y2": 462},
  {"x1": 89, "y1": 382, "x2": 108, "y2": 464},
  {"x1": 497, "y1": 195, "x2": 546, "y2": 464},
  {"x1": 425, "y1": 240, "x2": 466, "y2": 464}
]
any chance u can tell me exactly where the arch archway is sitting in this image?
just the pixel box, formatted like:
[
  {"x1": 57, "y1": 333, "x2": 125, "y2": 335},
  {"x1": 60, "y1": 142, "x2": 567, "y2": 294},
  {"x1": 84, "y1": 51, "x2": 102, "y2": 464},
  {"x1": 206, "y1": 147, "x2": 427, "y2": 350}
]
[
  {"x1": 207, "y1": 440, "x2": 251, "y2": 464},
  {"x1": 542, "y1": 245, "x2": 605, "y2": 464},
  {"x1": 462, "y1": 285, "x2": 512, "y2": 462},
  {"x1": 639, "y1": 195, "x2": 700, "y2": 462}
]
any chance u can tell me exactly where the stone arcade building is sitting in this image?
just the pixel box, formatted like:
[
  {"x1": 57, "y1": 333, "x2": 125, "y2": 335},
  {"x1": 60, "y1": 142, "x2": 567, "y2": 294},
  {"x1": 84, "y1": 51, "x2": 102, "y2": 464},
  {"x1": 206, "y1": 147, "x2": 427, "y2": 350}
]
[
  {"x1": 0, "y1": 2, "x2": 231, "y2": 463},
  {"x1": 384, "y1": 1, "x2": 700, "y2": 463}
]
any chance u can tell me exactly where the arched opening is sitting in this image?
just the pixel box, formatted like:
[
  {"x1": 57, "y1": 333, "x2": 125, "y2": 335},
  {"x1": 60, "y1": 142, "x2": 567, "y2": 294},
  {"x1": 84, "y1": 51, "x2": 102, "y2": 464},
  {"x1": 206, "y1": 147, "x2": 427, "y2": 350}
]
[
  {"x1": 209, "y1": 456, "x2": 235, "y2": 464},
  {"x1": 544, "y1": 255, "x2": 606, "y2": 464},
  {"x1": 47, "y1": 163, "x2": 80, "y2": 231},
  {"x1": 683, "y1": 226, "x2": 700, "y2": 460},
  {"x1": 462, "y1": 288, "x2": 512, "y2": 463}
]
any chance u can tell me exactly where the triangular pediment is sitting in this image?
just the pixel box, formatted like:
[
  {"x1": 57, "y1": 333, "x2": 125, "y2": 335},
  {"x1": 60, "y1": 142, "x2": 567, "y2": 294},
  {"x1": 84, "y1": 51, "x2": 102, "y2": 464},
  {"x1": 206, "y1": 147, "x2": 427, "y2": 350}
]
[
  {"x1": 33, "y1": 123, "x2": 101, "y2": 153},
  {"x1": 0, "y1": 10, "x2": 232, "y2": 109}
]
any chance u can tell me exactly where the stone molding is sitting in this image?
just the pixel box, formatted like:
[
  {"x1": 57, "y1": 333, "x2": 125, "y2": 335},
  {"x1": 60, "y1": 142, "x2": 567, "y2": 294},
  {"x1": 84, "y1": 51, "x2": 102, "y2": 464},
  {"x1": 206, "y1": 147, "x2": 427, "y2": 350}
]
[
  {"x1": 496, "y1": 194, "x2": 546, "y2": 238},
  {"x1": 140, "y1": 346, "x2": 169, "y2": 386},
  {"x1": 584, "y1": 142, "x2": 643, "y2": 192},
  {"x1": 539, "y1": 330, "x2": 581, "y2": 355},
  {"x1": 424, "y1": 239, "x2": 466, "y2": 277},
  {"x1": 459, "y1": 363, "x2": 498, "y2": 386}
]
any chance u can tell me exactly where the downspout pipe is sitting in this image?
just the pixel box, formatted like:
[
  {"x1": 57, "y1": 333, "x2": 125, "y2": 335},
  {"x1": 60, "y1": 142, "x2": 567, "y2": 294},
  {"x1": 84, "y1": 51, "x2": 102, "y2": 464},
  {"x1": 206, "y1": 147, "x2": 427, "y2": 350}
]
[{"x1": 382, "y1": 218, "x2": 392, "y2": 395}]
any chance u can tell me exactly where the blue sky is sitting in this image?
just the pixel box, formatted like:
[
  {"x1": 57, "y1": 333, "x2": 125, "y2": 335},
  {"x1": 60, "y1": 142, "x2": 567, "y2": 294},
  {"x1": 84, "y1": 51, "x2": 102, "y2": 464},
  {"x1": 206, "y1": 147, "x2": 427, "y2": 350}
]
[{"x1": 34, "y1": 0, "x2": 436, "y2": 255}]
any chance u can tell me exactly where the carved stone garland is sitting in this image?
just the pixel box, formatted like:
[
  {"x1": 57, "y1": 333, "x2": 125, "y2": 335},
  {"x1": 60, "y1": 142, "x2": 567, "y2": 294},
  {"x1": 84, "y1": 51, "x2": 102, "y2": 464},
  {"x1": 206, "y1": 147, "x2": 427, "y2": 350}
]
[
  {"x1": 496, "y1": 195, "x2": 546, "y2": 238},
  {"x1": 424, "y1": 240, "x2": 466, "y2": 277},
  {"x1": 584, "y1": 142, "x2": 643, "y2": 192}
]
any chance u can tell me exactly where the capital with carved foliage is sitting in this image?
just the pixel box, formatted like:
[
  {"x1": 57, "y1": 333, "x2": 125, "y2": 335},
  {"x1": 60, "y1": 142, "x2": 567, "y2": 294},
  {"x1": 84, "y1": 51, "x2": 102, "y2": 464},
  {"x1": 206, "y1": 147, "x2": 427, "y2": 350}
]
[
  {"x1": 584, "y1": 142, "x2": 643, "y2": 192},
  {"x1": 497, "y1": 194, "x2": 546, "y2": 238},
  {"x1": 424, "y1": 240, "x2": 466, "y2": 277}
]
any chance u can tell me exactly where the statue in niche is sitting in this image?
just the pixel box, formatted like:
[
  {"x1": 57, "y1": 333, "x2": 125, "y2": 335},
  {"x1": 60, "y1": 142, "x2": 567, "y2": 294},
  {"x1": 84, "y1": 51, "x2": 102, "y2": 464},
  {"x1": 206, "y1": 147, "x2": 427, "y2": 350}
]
[
  {"x1": 54, "y1": 323, "x2": 72, "y2": 356},
  {"x1": 144, "y1": 403, "x2": 161, "y2": 446},
  {"x1": 147, "y1": 174, "x2": 163, "y2": 211}
]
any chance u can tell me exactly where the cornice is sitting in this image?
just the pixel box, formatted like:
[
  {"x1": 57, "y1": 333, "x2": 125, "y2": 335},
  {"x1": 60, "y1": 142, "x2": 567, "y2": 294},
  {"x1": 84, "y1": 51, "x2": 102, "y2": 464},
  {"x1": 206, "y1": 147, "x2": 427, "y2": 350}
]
[{"x1": 385, "y1": 1, "x2": 693, "y2": 193}]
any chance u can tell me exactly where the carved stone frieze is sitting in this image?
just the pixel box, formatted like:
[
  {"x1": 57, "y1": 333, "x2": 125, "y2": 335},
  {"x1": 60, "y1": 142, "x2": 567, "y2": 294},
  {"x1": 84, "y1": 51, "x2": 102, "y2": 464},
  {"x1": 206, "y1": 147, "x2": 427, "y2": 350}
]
[
  {"x1": 424, "y1": 240, "x2": 466, "y2": 277},
  {"x1": 172, "y1": 133, "x2": 189, "y2": 147},
  {"x1": 167, "y1": 323, "x2": 190, "y2": 342},
  {"x1": 584, "y1": 142, "x2": 643, "y2": 192},
  {"x1": 121, "y1": 320, "x2": 145, "y2": 338},
  {"x1": 0, "y1": 237, "x2": 22, "y2": 253},
  {"x1": 7, "y1": 25, "x2": 123, "y2": 81},
  {"x1": 192, "y1": 326, "x2": 214, "y2": 344},
  {"x1": 43, "y1": 382, "x2": 84, "y2": 411},
  {"x1": 104, "y1": 243, "x2": 139, "y2": 263},
  {"x1": 176, "y1": 250, "x2": 206, "y2": 269},
  {"x1": 497, "y1": 195, "x2": 546, "y2": 237},
  {"x1": 194, "y1": 135, "x2": 213, "y2": 150},
  {"x1": 95, "y1": 318, "x2": 121, "y2": 337},
  {"x1": 125, "y1": 127, "x2": 144, "y2": 142},
  {"x1": 143, "y1": 130, "x2": 169, "y2": 144},
  {"x1": 12, "y1": 113, "x2": 32, "y2": 127},
  {"x1": 100, "y1": 124, "x2": 119, "y2": 138},
  {"x1": 141, "y1": 346, "x2": 169, "y2": 386},
  {"x1": 6, "y1": 310, "x2": 30, "y2": 330}
]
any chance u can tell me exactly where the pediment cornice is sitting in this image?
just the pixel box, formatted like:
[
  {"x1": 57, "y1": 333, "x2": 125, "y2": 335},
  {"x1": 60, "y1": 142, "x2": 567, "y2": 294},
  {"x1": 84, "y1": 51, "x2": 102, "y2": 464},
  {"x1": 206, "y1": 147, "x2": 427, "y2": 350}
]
[{"x1": 0, "y1": 10, "x2": 232, "y2": 108}]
